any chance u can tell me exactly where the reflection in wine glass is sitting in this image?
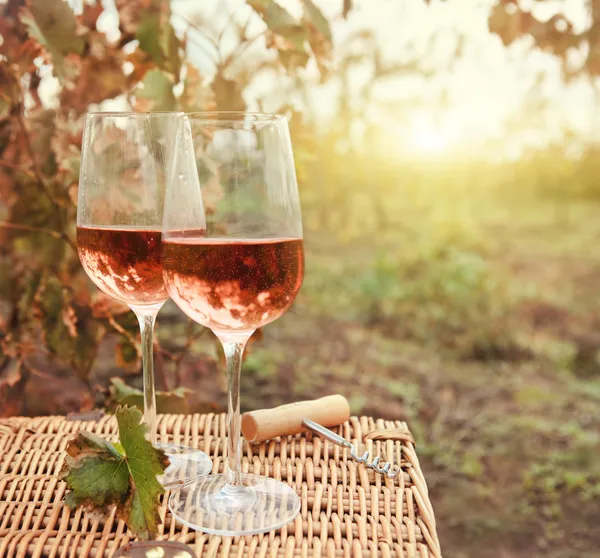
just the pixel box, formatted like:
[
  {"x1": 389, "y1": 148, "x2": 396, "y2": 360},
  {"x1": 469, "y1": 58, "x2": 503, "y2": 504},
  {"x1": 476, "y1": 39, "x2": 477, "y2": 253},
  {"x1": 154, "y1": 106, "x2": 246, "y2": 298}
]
[
  {"x1": 163, "y1": 113, "x2": 304, "y2": 535},
  {"x1": 77, "y1": 112, "x2": 212, "y2": 487}
]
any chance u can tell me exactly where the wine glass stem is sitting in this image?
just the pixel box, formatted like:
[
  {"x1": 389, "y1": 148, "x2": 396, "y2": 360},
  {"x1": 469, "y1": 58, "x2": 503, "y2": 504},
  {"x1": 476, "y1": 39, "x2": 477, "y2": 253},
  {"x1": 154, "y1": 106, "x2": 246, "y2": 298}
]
[
  {"x1": 134, "y1": 309, "x2": 159, "y2": 446},
  {"x1": 221, "y1": 337, "x2": 250, "y2": 487}
]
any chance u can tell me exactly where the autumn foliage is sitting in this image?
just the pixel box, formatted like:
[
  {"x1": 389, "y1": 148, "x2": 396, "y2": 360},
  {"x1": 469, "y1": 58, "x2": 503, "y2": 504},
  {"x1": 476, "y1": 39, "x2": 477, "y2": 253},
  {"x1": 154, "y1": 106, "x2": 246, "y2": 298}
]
[
  {"x1": 0, "y1": 0, "x2": 334, "y2": 416},
  {"x1": 489, "y1": 0, "x2": 600, "y2": 76},
  {"x1": 2, "y1": 0, "x2": 595, "y2": 418}
]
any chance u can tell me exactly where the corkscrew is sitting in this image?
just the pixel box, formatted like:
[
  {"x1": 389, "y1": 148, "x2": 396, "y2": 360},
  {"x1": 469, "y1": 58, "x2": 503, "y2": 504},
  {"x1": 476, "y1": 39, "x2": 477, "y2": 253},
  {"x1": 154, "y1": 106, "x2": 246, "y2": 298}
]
[{"x1": 302, "y1": 419, "x2": 401, "y2": 479}]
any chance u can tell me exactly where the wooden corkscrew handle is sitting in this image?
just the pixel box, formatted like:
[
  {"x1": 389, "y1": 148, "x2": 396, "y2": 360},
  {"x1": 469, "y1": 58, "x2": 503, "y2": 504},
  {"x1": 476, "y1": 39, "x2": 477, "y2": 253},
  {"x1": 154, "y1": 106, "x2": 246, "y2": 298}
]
[{"x1": 241, "y1": 395, "x2": 350, "y2": 443}]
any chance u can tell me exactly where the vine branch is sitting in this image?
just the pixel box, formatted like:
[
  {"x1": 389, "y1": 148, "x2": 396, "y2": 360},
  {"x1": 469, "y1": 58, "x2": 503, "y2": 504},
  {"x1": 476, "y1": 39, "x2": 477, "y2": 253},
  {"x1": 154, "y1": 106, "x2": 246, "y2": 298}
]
[
  {"x1": 0, "y1": 221, "x2": 64, "y2": 240},
  {"x1": 14, "y1": 108, "x2": 77, "y2": 253},
  {"x1": 0, "y1": 160, "x2": 36, "y2": 179}
]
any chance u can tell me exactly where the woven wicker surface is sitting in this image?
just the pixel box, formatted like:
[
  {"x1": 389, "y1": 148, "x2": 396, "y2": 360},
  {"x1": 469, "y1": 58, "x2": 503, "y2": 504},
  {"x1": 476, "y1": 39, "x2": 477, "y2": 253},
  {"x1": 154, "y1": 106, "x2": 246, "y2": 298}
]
[{"x1": 0, "y1": 413, "x2": 442, "y2": 557}]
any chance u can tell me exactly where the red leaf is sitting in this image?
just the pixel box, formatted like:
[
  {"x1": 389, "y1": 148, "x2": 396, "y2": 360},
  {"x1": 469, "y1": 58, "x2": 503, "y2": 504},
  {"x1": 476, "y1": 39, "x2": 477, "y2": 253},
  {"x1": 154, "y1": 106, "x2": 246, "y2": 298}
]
[
  {"x1": 80, "y1": 2, "x2": 103, "y2": 31},
  {"x1": 91, "y1": 292, "x2": 130, "y2": 319},
  {"x1": 60, "y1": 48, "x2": 128, "y2": 114},
  {"x1": 0, "y1": 361, "x2": 27, "y2": 418}
]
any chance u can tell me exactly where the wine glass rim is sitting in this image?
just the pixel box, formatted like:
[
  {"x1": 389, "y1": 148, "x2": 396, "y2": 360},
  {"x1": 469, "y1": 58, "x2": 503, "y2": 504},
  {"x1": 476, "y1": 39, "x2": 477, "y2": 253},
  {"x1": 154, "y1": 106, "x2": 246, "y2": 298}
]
[
  {"x1": 185, "y1": 111, "x2": 286, "y2": 124},
  {"x1": 85, "y1": 111, "x2": 184, "y2": 117}
]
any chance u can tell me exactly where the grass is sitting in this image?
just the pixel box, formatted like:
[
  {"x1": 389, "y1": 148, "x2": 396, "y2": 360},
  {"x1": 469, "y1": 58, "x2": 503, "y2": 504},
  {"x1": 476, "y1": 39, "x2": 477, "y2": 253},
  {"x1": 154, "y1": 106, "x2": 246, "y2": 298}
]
[
  {"x1": 152, "y1": 148, "x2": 600, "y2": 556},
  {"x1": 242, "y1": 160, "x2": 600, "y2": 556}
]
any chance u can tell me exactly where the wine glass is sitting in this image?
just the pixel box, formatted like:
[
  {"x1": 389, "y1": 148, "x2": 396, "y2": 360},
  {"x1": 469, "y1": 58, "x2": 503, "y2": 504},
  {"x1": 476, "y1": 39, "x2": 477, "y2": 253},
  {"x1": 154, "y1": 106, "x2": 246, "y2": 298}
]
[
  {"x1": 163, "y1": 112, "x2": 304, "y2": 535},
  {"x1": 77, "y1": 112, "x2": 212, "y2": 487}
]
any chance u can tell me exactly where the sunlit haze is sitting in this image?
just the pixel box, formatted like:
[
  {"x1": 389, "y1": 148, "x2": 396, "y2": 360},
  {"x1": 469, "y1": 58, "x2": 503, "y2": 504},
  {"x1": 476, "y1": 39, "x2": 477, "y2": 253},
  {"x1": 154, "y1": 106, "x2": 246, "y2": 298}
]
[{"x1": 62, "y1": 0, "x2": 598, "y2": 159}]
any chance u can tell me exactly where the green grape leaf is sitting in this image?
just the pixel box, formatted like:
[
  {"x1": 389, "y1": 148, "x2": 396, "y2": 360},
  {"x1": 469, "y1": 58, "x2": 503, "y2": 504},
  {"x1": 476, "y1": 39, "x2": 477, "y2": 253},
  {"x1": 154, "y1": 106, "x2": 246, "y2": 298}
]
[
  {"x1": 108, "y1": 377, "x2": 193, "y2": 415},
  {"x1": 60, "y1": 405, "x2": 169, "y2": 540},
  {"x1": 277, "y1": 48, "x2": 311, "y2": 73},
  {"x1": 20, "y1": 0, "x2": 84, "y2": 82},
  {"x1": 302, "y1": 0, "x2": 331, "y2": 41},
  {"x1": 22, "y1": 0, "x2": 84, "y2": 55},
  {"x1": 136, "y1": 14, "x2": 164, "y2": 62},
  {"x1": 248, "y1": 0, "x2": 308, "y2": 49},
  {"x1": 248, "y1": 0, "x2": 297, "y2": 30},
  {"x1": 248, "y1": 0, "x2": 316, "y2": 74},
  {"x1": 134, "y1": 69, "x2": 176, "y2": 111},
  {"x1": 115, "y1": 0, "x2": 163, "y2": 35},
  {"x1": 136, "y1": 13, "x2": 182, "y2": 77},
  {"x1": 160, "y1": 20, "x2": 183, "y2": 77}
]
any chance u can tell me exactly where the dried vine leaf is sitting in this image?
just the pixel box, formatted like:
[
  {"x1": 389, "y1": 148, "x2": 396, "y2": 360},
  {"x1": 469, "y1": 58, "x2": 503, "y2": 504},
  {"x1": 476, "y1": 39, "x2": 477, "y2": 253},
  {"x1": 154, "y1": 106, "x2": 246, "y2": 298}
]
[
  {"x1": 0, "y1": 0, "x2": 341, "y2": 418},
  {"x1": 0, "y1": 361, "x2": 28, "y2": 417},
  {"x1": 60, "y1": 48, "x2": 128, "y2": 114},
  {"x1": 80, "y1": 2, "x2": 103, "y2": 30},
  {"x1": 342, "y1": 0, "x2": 352, "y2": 19},
  {"x1": 60, "y1": 405, "x2": 169, "y2": 540},
  {"x1": 487, "y1": 0, "x2": 587, "y2": 76},
  {"x1": 0, "y1": 11, "x2": 42, "y2": 76},
  {"x1": 32, "y1": 274, "x2": 100, "y2": 380},
  {"x1": 213, "y1": 72, "x2": 246, "y2": 112},
  {"x1": 180, "y1": 65, "x2": 215, "y2": 112},
  {"x1": 90, "y1": 292, "x2": 130, "y2": 319},
  {"x1": 27, "y1": 108, "x2": 56, "y2": 172}
]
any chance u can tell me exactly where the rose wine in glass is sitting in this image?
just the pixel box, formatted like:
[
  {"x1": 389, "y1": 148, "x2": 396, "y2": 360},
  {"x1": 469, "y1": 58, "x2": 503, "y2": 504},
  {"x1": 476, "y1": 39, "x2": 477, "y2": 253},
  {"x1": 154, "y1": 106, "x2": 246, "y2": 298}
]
[
  {"x1": 163, "y1": 238, "x2": 304, "y2": 331},
  {"x1": 164, "y1": 113, "x2": 304, "y2": 536},
  {"x1": 77, "y1": 226, "x2": 167, "y2": 305},
  {"x1": 77, "y1": 112, "x2": 212, "y2": 487}
]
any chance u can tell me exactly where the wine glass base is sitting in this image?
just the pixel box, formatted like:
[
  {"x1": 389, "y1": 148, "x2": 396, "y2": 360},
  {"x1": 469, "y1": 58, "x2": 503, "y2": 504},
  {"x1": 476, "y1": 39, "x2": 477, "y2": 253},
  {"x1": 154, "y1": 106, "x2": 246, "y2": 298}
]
[
  {"x1": 168, "y1": 473, "x2": 301, "y2": 536},
  {"x1": 156, "y1": 443, "x2": 213, "y2": 489}
]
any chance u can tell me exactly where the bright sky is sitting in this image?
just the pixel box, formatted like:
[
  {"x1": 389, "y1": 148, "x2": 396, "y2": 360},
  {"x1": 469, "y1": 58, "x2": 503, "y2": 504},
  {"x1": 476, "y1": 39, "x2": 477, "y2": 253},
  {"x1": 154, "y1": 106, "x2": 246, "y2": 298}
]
[
  {"x1": 79, "y1": 0, "x2": 599, "y2": 158},
  {"x1": 168, "y1": 0, "x2": 598, "y2": 157}
]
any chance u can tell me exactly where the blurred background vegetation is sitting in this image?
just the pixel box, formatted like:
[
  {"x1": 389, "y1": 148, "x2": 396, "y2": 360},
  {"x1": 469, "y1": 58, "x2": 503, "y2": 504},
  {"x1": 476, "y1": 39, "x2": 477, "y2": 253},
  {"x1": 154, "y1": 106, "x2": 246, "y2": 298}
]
[{"x1": 2, "y1": 0, "x2": 600, "y2": 556}]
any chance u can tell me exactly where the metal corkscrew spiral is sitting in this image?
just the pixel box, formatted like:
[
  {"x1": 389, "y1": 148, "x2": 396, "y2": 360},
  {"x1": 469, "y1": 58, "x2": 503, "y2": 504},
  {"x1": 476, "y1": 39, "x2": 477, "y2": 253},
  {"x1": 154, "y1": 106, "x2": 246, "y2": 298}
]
[{"x1": 302, "y1": 419, "x2": 401, "y2": 479}]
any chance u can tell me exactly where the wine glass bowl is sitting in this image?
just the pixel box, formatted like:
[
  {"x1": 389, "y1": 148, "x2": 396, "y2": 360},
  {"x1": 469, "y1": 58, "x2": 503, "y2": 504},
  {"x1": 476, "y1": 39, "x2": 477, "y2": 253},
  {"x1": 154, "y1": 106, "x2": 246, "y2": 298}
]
[
  {"x1": 77, "y1": 227, "x2": 167, "y2": 308},
  {"x1": 77, "y1": 113, "x2": 173, "y2": 309},
  {"x1": 162, "y1": 237, "x2": 304, "y2": 333},
  {"x1": 163, "y1": 112, "x2": 304, "y2": 535},
  {"x1": 77, "y1": 112, "x2": 212, "y2": 486}
]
